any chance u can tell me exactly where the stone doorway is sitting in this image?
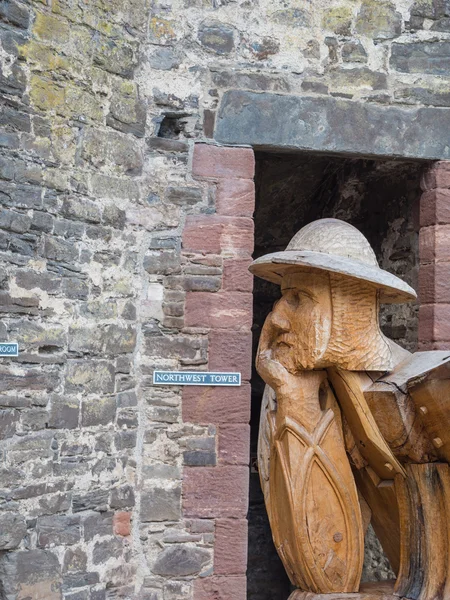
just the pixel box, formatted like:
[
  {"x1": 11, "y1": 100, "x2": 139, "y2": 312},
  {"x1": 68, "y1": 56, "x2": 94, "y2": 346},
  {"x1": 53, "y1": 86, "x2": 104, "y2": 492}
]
[{"x1": 247, "y1": 151, "x2": 429, "y2": 599}]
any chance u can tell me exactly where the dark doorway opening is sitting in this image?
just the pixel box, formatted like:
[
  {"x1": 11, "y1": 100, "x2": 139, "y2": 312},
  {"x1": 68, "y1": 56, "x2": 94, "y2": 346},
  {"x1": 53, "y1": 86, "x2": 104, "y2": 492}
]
[{"x1": 248, "y1": 151, "x2": 429, "y2": 599}]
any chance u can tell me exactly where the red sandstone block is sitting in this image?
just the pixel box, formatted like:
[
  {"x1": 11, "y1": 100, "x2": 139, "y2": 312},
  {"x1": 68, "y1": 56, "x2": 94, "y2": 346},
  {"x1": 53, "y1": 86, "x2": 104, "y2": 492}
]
[
  {"x1": 218, "y1": 424, "x2": 250, "y2": 465},
  {"x1": 193, "y1": 144, "x2": 255, "y2": 180},
  {"x1": 420, "y1": 189, "x2": 450, "y2": 227},
  {"x1": 182, "y1": 215, "x2": 254, "y2": 255},
  {"x1": 419, "y1": 263, "x2": 436, "y2": 304},
  {"x1": 418, "y1": 340, "x2": 450, "y2": 351},
  {"x1": 113, "y1": 512, "x2": 131, "y2": 536},
  {"x1": 194, "y1": 576, "x2": 246, "y2": 600},
  {"x1": 419, "y1": 304, "x2": 450, "y2": 342},
  {"x1": 182, "y1": 384, "x2": 251, "y2": 424},
  {"x1": 183, "y1": 217, "x2": 223, "y2": 253},
  {"x1": 419, "y1": 262, "x2": 450, "y2": 303},
  {"x1": 421, "y1": 162, "x2": 450, "y2": 191},
  {"x1": 419, "y1": 225, "x2": 450, "y2": 263},
  {"x1": 183, "y1": 466, "x2": 249, "y2": 518},
  {"x1": 214, "y1": 518, "x2": 248, "y2": 575},
  {"x1": 208, "y1": 330, "x2": 252, "y2": 380},
  {"x1": 222, "y1": 258, "x2": 253, "y2": 292},
  {"x1": 216, "y1": 179, "x2": 255, "y2": 217},
  {"x1": 185, "y1": 292, "x2": 253, "y2": 330}
]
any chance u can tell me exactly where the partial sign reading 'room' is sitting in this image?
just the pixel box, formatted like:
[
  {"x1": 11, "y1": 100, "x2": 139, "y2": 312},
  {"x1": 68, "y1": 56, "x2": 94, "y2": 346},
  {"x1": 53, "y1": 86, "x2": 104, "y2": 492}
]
[{"x1": 152, "y1": 371, "x2": 241, "y2": 386}]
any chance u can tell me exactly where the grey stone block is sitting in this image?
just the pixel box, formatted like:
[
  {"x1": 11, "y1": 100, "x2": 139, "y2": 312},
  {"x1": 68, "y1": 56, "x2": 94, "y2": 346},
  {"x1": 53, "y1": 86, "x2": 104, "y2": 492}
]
[
  {"x1": 198, "y1": 20, "x2": 235, "y2": 54},
  {"x1": 152, "y1": 544, "x2": 210, "y2": 576},
  {"x1": 63, "y1": 571, "x2": 100, "y2": 589},
  {"x1": 81, "y1": 396, "x2": 116, "y2": 427},
  {"x1": 92, "y1": 538, "x2": 123, "y2": 564},
  {"x1": 49, "y1": 397, "x2": 80, "y2": 429},
  {"x1": 63, "y1": 547, "x2": 88, "y2": 573},
  {"x1": 62, "y1": 197, "x2": 101, "y2": 224},
  {"x1": 183, "y1": 450, "x2": 217, "y2": 466},
  {"x1": 37, "y1": 515, "x2": 81, "y2": 547},
  {"x1": 391, "y1": 41, "x2": 450, "y2": 75},
  {"x1": 0, "y1": 512, "x2": 26, "y2": 548},
  {"x1": 65, "y1": 360, "x2": 115, "y2": 394},
  {"x1": 141, "y1": 486, "x2": 181, "y2": 522},
  {"x1": 355, "y1": 0, "x2": 402, "y2": 39},
  {"x1": 0, "y1": 549, "x2": 62, "y2": 599},
  {"x1": 72, "y1": 489, "x2": 109, "y2": 513},
  {"x1": 110, "y1": 484, "x2": 135, "y2": 509},
  {"x1": 103, "y1": 325, "x2": 136, "y2": 354},
  {"x1": 216, "y1": 89, "x2": 450, "y2": 160},
  {"x1": 0, "y1": 408, "x2": 18, "y2": 438},
  {"x1": 83, "y1": 512, "x2": 113, "y2": 541}
]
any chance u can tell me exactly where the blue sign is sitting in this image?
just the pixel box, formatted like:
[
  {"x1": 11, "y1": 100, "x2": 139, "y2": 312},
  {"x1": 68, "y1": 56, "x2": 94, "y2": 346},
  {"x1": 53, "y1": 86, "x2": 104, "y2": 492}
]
[
  {"x1": 0, "y1": 343, "x2": 18, "y2": 357},
  {"x1": 153, "y1": 371, "x2": 241, "y2": 386}
]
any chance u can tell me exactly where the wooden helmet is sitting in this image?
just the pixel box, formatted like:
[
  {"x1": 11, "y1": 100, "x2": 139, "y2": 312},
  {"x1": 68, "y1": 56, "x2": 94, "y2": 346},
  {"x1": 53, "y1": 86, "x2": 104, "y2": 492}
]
[{"x1": 249, "y1": 218, "x2": 416, "y2": 304}]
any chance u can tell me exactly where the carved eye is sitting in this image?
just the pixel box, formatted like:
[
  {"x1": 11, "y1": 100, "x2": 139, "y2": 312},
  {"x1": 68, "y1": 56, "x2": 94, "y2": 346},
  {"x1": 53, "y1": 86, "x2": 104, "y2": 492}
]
[{"x1": 285, "y1": 291, "x2": 299, "y2": 309}]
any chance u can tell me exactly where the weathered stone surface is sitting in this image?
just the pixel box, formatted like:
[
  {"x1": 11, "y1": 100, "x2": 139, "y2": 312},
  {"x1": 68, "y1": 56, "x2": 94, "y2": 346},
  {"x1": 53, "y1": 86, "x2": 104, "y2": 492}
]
[
  {"x1": 182, "y1": 215, "x2": 254, "y2": 255},
  {"x1": 391, "y1": 41, "x2": 450, "y2": 75},
  {"x1": 194, "y1": 575, "x2": 247, "y2": 600},
  {"x1": 215, "y1": 519, "x2": 248, "y2": 575},
  {"x1": 419, "y1": 303, "x2": 450, "y2": 342},
  {"x1": 141, "y1": 485, "x2": 181, "y2": 522},
  {"x1": 355, "y1": 0, "x2": 402, "y2": 39},
  {"x1": 183, "y1": 466, "x2": 249, "y2": 518},
  {"x1": 152, "y1": 544, "x2": 210, "y2": 576},
  {"x1": 83, "y1": 512, "x2": 113, "y2": 541},
  {"x1": 110, "y1": 485, "x2": 135, "y2": 509},
  {"x1": 198, "y1": 21, "x2": 235, "y2": 54},
  {"x1": 215, "y1": 178, "x2": 255, "y2": 217},
  {"x1": 185, "y1": 291, "x2": 252, "y2": 330},
  {"x1": 149, "y1": 46, "x2": 181, "y2": 70},
  {"x1": 63, "y1": 547, "x2": 88, "y2": 573},
  {"x1": 81, "y1": 397, "x2": 116, "y2": 427},
  {"x1": 322, "y1": 6, "x2": 352, "y2": 35},
  {"x1": 182, "y1": 383, "x2": 251, "y2": 424},
  {"x1": 37, "y1": 515, "x2": 81, "y2": 547},
  {"x1": 81, "y1": 128, "x2": 143, "y2": 175},
  {"x1": 271, "y1": 8, "x2": 310, "y2": 27},
  {"x1": 395, "y1": 85, "x2": 450, "y2": 107},
  {"x1": 0, "y1": 512, "x2": 26, "y2": 549},
  {"x1": 92, "y1": 537, "x2": 123, "y2": 564},
  {"x1": 193, "y1": 144, "x2": 254, "y2": 180},
  {"x1": 216, "y1": 90, "x2": 450, "y2": 160},
  {"x1": 209, "y1": 330, "x2": 252, "y2": 380},
  {"x1": 65, "y1": 360, "x2": 115, "y2": 394},
  {"x1": 0, "y1": 550, "x2": 62, "y2": 600},
  {"x1": 73, "y1": 489, "x2": 109, "y2": 513},
  {"x1": 218, "y1": 424, "x2": 250, "y2": 466}
]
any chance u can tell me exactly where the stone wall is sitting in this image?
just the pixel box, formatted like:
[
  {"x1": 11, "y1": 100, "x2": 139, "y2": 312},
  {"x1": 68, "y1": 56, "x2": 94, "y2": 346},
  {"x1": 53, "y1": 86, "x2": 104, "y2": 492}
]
[{"x1": 0, "y1": 0, "x2": 449, "y2": 598}]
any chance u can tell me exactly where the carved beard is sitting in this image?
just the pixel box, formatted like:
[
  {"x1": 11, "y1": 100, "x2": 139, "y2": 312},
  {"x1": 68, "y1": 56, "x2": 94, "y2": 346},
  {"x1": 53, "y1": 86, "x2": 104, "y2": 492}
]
[
  {"x1": 261, "y1": 300, "x2": 331, "y2": 374},
  {"x1": 272, "y1": 303, "x2": 331, "y2": 372}
]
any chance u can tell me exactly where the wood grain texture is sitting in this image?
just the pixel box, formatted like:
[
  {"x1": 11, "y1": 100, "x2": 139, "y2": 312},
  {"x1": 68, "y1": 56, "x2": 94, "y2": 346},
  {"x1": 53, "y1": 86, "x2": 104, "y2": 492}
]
[
  {"x1": 395, "y1": 463, "x2": 450, "y2": 600},
  {"x1": 352, "y1": 468, "x2": 400, "y2": 575},
  {"x1": 327, "y1": 369, "x2": 405, "y2": 480},
  {"x1": 288, "y1": 580, "x2": 400, "y2": 600},
  {"x1": 258, "y1": 371, "x2": 364, "y2": 593}
]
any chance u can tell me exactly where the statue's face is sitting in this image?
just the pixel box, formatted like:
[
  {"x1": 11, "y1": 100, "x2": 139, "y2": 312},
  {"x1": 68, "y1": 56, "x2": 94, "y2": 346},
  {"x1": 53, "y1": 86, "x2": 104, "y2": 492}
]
[{"x1": 259, "y1": 271, "x2": 333, "y2": 372}]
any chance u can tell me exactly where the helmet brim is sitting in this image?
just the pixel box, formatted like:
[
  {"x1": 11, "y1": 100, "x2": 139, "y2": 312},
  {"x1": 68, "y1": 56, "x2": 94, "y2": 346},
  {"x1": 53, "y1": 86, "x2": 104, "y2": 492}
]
[{"x1": 249, "y1": 250, "x2": 417, "y2": 304}]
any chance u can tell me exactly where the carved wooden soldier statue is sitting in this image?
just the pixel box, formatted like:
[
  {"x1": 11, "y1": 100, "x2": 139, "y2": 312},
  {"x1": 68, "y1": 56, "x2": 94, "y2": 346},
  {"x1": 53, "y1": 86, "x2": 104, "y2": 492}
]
[{"x1": 251, "y1": 219, "x2": 450, "y2": 600}]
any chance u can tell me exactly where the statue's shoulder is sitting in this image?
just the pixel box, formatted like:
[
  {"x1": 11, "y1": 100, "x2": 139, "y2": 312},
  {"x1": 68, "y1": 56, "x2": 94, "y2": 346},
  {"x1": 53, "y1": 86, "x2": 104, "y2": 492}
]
[{"x1": 375, "y1": 350, "x2": 450, "y2": 393}]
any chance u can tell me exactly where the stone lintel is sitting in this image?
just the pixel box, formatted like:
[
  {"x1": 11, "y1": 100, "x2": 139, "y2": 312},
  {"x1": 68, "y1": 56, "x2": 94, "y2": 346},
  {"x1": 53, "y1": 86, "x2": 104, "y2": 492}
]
[{"x1": 215, "y1": 90, "x2": 450, "y2": 160}]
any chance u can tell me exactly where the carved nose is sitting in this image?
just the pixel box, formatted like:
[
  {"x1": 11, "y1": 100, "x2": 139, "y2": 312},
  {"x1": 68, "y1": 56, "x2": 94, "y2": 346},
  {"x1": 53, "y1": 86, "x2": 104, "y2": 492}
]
[{"x1": 270, "y1": 311, "x2": 290, "y2": 333}]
